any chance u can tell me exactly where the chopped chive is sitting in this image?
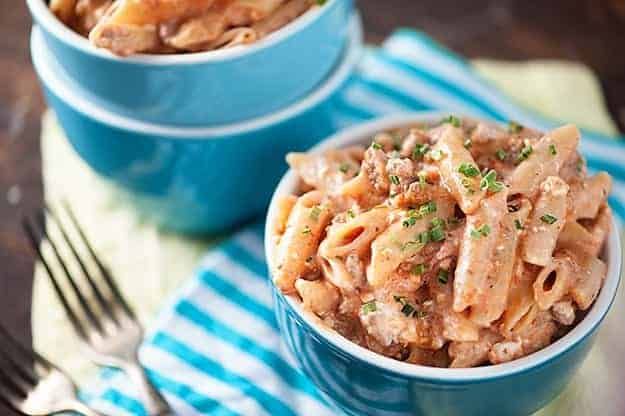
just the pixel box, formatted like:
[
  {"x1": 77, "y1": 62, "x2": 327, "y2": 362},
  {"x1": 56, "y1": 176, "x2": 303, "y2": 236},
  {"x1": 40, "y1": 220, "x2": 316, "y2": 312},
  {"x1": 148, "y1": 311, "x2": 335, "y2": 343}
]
[
  {"x1": 441, "y1": 115, "x2": 461, "y2": 127},
  {"x1": 339, "y1": 163, "x2": 350, "y2": 173},
  {"x1": 371, "y1": 142, "x2": 382, "y2": 150},
  {"x1": 412, "y1": 143, "x2": 430, "y2": 160},
  {"x1": 480, "y1": 169, "x2": 504, "y2": 193},
  {"x1": 389, "y1": 175, "x2": 400, "y2": 185},
  {"x1": 402, "y1": 216, "x2": 417, "y2": 228},
  {"x1": 516, "y1": 144, "x2": 533, "y2": 163},
  {"x1": 310, "y1": 206, "x2": 322, "y2": 221},
  {"x1": 430, "y1": 226, "x2": 446, "y2": 242},
  {"x1": 361, "y1": 301, "x2": 377, "y2": 315},
  {"x1": 417, "y1": 172, "x2": 428, "y2": 189},
  {"x1": 302, "y1": 225, "x2": 312, "y2": 235},
  {"x1": 541, "y1": 214, "x2": 558, "y2": 225},
  {"x1": 412, "y1": 263, "x2": 427, "y2": 276},
  {"x1": 508, "y1": 120, "x2": 524, "y2": 134},
  {"x1": 576, "y1": 158, "x2": 584, "y2": 173},
  {"x1": 415, "y1": 310, "x2": 428, "y2": 318},
  {"x1": 401, "y1": 303, "x2": 415, "y2": 316},
  {"x1": 549, "y1": 144, "x2": 557, "y2": 156},
  {"x1": 479, "y1": 224, "x2": 491, "y2": 236},
  {"x1": 461, "y1": 178, "x2": 475, "y2": 194},
  {"x1": 458, "y1": 163, "x2": 481, "y2": 178},
  {"x1": 471, "y1": 224, "x2": 491, "y2": 239},
  {"x1": 418, "y1": 231, "x2": 430, "y2": 245},
  {"x1": 347, "y1": 209, "x2": 356, "y2": 219},
  {"x1": 514, "y1": 219, "x2": 524, "y2": 230},
  {"x1": 438, "y1": 269, "x2": 449, "y2": 284},
  {"x1": 496, "y1": 149, "x2": 507, "y2": 161}
]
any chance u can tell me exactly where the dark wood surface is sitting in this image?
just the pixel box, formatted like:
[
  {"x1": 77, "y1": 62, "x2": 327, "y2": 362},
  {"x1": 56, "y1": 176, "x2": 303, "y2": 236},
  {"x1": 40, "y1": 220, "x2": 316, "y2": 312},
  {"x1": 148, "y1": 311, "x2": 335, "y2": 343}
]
[{"x1": 0, "y1": 0, "x2": 624, "y2": 413}]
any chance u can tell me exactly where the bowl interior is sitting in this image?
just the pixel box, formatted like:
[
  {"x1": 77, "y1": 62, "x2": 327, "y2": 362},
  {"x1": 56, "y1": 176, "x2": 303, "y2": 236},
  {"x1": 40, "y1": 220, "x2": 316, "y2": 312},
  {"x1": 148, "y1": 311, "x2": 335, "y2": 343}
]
[
  {"x1": 265, "y1": 112, "x2": 623, "y2": 381},
  {"x1": 26, "y1": 0, "x2": 342, "y2": 65}
]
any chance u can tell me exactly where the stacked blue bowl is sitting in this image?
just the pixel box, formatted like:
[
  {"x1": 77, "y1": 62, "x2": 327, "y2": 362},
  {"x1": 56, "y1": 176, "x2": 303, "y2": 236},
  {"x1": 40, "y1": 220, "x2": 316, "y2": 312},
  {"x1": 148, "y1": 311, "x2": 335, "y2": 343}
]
[{"x1": 27, "y1": 0, "x2": 359, "y2": 234}]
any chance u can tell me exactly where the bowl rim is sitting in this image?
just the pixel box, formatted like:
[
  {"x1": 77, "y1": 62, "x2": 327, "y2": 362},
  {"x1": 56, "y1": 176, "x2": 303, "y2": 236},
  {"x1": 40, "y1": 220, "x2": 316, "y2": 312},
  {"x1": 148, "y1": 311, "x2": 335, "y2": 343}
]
[
  {"x1": 30, "y1": 14, "x2": 362, "y2": 139},
  {"x1": 264, "y1": 112, "x2": 623, "y2": 382},
  {"x1": 26, "y1": 0, "x2": 341, "y2": 65}
]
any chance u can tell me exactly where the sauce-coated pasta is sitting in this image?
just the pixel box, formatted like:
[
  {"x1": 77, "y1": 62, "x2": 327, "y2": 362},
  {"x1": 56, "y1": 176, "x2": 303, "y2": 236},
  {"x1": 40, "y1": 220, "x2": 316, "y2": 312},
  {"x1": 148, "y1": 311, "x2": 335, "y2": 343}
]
[
  {"x1": 49, "y1": 0, "x2": 324, "y2": 56},
  {"x1": 271, "y1": 117, "x2": 612, "y2": 368}
]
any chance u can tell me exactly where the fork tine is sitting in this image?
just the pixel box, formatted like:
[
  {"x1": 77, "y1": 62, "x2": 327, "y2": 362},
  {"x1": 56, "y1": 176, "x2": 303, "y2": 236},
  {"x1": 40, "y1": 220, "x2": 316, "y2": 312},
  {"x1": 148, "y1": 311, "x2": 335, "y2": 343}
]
[
  {"x1": 0, "y1": 363, "x2": 28, "y2": 400},
  {"x1": 22, "y1": 217, "x2": 89, "y2": 341},
  {"x1": 45, "y1": 204, "x2": 120, "y2": 326},
  {"x1": 0, "y1": 325, "x2": 51, "y2": 373},
  {"x1": 0, "y1": 331, "x2": 38, "y2": 388},
  {"x1": 62, "y1": 201, "x2": 136, "y2": 320},
  {"x1": 34, "y1": 210, "x2": 104, "y2": 336}
]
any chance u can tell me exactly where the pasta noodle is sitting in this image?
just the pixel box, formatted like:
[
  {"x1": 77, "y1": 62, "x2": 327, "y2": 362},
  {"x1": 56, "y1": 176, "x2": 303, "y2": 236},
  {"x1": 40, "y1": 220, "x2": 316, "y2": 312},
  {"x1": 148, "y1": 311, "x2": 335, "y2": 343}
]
[
  {"x1": 50, "y1": 0, "x2": 323, "y2": 55},
  {"x1": 272, "y1": 117, "x2": 613, "y2": 367}
]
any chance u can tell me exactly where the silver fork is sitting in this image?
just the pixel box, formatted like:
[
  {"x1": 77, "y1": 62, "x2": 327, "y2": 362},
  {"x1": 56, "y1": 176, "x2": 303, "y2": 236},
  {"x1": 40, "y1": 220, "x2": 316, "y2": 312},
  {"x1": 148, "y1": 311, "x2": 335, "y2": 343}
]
[
  {"x1": 0, "y1": 324, "x2": 101, "y2": 416},
  {"x1": 23, "y1": 203, "x2": 171, "y2": 416}
]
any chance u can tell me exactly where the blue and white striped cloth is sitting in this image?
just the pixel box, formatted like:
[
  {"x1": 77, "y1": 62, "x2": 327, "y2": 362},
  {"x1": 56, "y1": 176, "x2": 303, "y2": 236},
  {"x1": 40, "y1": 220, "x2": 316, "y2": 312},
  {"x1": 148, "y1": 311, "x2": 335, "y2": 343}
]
[{"x1": 82, "y1": 30, "x2": 625, "y2": 415}]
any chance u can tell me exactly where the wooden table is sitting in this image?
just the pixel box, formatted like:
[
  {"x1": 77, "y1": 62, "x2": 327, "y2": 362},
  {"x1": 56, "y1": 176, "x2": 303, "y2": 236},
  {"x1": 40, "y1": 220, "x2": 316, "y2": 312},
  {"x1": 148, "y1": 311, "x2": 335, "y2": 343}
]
[{"x1": 0, "y1": 0, "x2": 624, "y2": 413}]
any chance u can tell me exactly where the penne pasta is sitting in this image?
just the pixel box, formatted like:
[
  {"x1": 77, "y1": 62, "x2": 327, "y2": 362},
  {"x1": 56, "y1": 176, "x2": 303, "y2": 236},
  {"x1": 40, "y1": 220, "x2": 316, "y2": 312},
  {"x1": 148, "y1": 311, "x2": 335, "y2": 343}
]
[
  {"x1": 272, "y1": 118, "x2": 613, "y2": 368},
  {"x1": 510, "y1": 124, "x2": 580, "y2": 196},
  {"x1": 469, "y1": 198, "x2": 531, "y2": 325},
  {"x1": 520, "y1": 176, "x2": 569, "y2": 266},
  {"x1": 54, "y1": 0, "x2": 318, "y2": 55},
  {"x1": 432, "y1": 125, "x2": 486, "y2": 214},
  {"x1": 453, "y1": 190, "x2": 507, "y2": 312},
  {"x1": 568, "y1": 172, "x2": 612, "y2": 220},
  {"x1": 273, "y1": 191, "x2": 332, "y2": 293}
]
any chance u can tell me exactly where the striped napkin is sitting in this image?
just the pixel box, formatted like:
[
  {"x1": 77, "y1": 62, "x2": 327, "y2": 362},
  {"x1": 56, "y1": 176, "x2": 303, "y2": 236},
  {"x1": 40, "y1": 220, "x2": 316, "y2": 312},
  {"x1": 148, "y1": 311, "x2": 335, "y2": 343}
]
[{"x1": 79, "y1": 31, "x2": 625, "y2": 415}]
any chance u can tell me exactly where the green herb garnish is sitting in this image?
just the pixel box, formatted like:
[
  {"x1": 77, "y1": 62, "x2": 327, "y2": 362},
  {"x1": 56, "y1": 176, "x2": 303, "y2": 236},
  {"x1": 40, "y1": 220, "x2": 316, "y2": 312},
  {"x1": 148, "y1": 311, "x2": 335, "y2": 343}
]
[
  {"x1": 438, "y1": 269, "x2": 449, "y2": 284},
  {"x1": 412, "y1": 263, "x2": 427, "y2": 276},
  {"x1": 302, "y1": 225, "x2": 312, "y2": 235},
  {"x1": 441, "y1": 115, "x2": 461, "y2": 127},
  {"x1": 549, "y1": 144, "x2": 557, "y2": 156},
  {"x1": 310, "y1": 206, "x2": 321, "y2": 221},
  {"x1": 516, "y1": 144, "x2": 533, "y2": 163},
  {"x1": 514, "y1": 219, "x2": 524, "y2": 230},
  {"x1": 458, "y1": 163, "x2": 480, "y2": 178},
  {"x1": 470, "y1": 224, "x2": 491, "y2": 239},
  {"x1": 508, "y1": 120, "x2": 524, "y2": 134},
  {"x1": 361, "y1": 301, "x2": 377, "y2": 315},
  {"x1": 412, "y1": 143, "x2": 430, "y2": 160},
  {"x1": 496, "y1": 149, "x2": 507, "y2": 161},
  {"x1": 480, "y1": 169, "x2": 504, "y2": 193},
  {"x1": 541, "y1": 214, "x2": 558, "y2": 225},
  {"x1": 371, "y1": 142, "x2": 383, "y2": 150}
]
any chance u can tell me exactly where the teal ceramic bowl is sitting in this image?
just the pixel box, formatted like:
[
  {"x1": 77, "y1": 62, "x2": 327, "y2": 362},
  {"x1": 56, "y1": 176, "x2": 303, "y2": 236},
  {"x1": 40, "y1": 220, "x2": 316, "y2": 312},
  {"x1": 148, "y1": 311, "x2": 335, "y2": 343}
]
[
  {"x1": 31, "y1": 15, "x2": 362, "y2": 235},
  {"x1": 265, "y1": 114, "x2": 623, "y2": 416},
  {"x1": 26, "y1": 0, "x2": 353, "y2": 127}
]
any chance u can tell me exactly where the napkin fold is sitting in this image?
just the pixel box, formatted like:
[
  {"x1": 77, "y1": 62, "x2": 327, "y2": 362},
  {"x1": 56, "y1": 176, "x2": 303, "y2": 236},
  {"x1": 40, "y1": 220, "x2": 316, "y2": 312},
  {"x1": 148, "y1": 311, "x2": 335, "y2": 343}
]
[{"x1": 34, "y1": 29, "x2": 625, "y2": 415}]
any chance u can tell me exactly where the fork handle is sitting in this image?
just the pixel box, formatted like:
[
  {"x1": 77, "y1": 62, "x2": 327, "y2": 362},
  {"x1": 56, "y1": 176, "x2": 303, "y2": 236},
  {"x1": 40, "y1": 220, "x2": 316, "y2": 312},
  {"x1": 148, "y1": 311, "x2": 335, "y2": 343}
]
[{"x1": 124, "y1": 361, "x2": 171, "y2": 415}]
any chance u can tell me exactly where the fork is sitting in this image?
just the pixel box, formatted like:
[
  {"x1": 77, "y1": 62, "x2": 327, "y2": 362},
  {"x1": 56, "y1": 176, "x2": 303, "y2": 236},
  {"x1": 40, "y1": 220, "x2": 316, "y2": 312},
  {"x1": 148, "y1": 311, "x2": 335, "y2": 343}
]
[
  {"x1": 23, "y1": 202, "x2": 171, "y2": 416},
  {"x1": 0, "y1": 324, "x2": 101, "y2": 416}
]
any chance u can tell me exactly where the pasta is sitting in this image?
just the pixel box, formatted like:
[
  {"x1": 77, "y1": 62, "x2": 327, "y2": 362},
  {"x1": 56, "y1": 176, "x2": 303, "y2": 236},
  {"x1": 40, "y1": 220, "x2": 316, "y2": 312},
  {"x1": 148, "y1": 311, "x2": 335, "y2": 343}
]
[
  {"x1": 271, "y1": 117, "x2": 612, "y2": 367},
  {"x1": 49, "y1": 0, "x2": 325, "y2": 56}
]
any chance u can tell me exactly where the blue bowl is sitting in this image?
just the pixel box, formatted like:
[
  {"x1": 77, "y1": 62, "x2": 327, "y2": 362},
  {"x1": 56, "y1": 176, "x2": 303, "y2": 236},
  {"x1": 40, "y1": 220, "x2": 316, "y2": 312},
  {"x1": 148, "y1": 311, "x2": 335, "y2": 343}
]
[
  {"x1": 265, "y1": 114, "x2": 623, "y2": 416},
  {"x1": 31, "y1": 15, "x2": 362, "y2": 235},
  {"x1": 26, "y1": 0, "x2": 353, "y2": 127}
]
